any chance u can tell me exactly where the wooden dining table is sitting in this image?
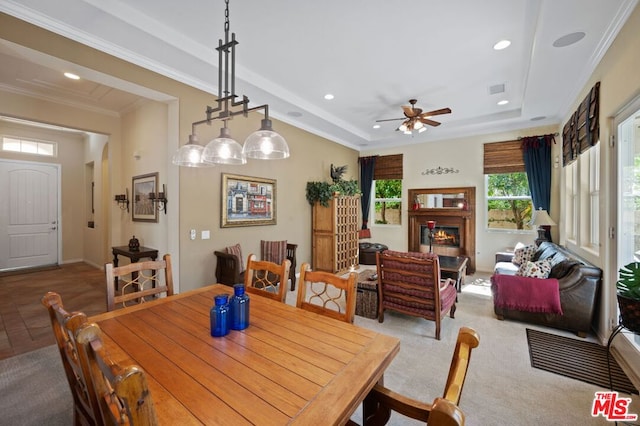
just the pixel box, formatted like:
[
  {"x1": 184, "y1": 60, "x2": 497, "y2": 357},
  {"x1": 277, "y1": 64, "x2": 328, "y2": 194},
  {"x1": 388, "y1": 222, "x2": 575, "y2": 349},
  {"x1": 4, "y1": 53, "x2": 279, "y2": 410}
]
[{"x1": 88, "y1": 284, "x2": 400, "y2": 425}]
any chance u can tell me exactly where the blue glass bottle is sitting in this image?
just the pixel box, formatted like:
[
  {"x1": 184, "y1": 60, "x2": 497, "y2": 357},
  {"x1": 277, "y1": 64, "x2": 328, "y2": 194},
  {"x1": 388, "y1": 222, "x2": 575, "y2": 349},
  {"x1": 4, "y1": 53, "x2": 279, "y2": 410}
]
[
  {"x1": 229, "y1": 284, "x2": 250, "y2": 330},
  {"x1": 210, "y1": 294, "x2": 230, "y2": 337}
]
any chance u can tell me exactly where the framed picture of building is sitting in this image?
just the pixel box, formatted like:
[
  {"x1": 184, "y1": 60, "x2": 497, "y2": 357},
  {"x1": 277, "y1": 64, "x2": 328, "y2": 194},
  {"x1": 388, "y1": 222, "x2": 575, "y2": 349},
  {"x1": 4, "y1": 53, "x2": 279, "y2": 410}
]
[
  {"x1": 221, "y1": 173, "x2": 276, "y2": 227},
  {"x1": 132, "y1": 172, "x2": 158, "y2": 222}
]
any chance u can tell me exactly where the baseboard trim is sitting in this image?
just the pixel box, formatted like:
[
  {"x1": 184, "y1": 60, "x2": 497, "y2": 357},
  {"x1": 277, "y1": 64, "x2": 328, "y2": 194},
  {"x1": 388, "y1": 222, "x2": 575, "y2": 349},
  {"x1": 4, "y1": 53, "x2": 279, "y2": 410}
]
[{"x1": 611, "y1": 333, "x2": 640, "y2": 390}]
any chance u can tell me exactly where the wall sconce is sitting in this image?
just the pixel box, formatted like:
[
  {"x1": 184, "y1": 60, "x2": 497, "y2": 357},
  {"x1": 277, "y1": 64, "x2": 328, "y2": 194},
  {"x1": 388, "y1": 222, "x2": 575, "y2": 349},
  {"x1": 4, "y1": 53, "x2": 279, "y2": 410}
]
[
  {"x1": 114, "y1": 189, "x2": 129, "y2": 212},
  {"x1": 149, "y1": 184, "x2": 167, "y2": 214}
]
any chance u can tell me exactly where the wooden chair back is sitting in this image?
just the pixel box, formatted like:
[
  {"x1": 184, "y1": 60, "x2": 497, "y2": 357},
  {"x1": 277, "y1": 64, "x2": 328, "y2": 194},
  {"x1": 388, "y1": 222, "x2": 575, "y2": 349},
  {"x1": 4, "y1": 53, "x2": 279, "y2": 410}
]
[
  {"x1": 41, "y1": 292, "x2": 101, "y2": 426},
  {"x1": 244, "y1": 254, "x2": 290, "y2": 303},
  {"x1": 296, "y1": 263, "x2": 358, "y2": 323},
  {"x1": 105, "y1": 253, "x2": 174, "y2": 311},
  {"x1": 442, "y1": 326, "x2": 480, "y2": 405},
  {"x1": 362, "y1": 327, "x2": 479, "y2": 425},
  {"x1": 75, "y1": 322, "x2": 159, "y2": 425},
  {"x1": 259, "y1": 241, "x2": 298, "y2": 291},
  {"x1": 376, "y1": 250, "x2": 457, "y2": 340}
]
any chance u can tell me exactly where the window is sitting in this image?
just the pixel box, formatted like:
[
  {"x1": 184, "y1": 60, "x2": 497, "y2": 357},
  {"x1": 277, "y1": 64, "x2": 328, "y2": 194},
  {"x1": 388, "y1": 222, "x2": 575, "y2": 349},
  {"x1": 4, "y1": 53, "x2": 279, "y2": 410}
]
[
  {"x1": 373, "y1": 179, "x2": 401, "y2": 225},
  {"x1": 372, "y1": 154, "x2": 403, "y2": 226},
  {"x1": 2, "y1": 136, "x2": 56, "y2": 157},
  {"x1": 588, "y1": 143, "x2": 600, "y2": 248},
  {"x1": 565, "y1": 161, "x2": 577, "y2": 241},
  {"x1": 486, "y1": 172, "x2": 533, "y2": 230}
]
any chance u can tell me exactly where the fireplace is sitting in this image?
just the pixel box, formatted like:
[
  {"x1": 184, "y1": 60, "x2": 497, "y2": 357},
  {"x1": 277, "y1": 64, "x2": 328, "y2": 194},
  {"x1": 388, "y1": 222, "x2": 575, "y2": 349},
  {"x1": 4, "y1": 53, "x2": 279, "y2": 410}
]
[
  {"x1": 421, "y1": 225, "x2": 460, "y2": 248},
  {"x1": 408, "y1": 187, "x2": 476, "y2": 273}
]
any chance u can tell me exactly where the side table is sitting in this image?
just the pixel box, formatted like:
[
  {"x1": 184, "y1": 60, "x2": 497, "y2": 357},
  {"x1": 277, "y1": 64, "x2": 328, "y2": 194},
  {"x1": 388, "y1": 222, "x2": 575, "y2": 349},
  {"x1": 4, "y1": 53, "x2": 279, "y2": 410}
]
[
  {"x1": 111, "y1": 246, "x2": 159, "y2": 290},
  {"x1": 439, "y1": 255, "x2": 469, "y2": 293}
]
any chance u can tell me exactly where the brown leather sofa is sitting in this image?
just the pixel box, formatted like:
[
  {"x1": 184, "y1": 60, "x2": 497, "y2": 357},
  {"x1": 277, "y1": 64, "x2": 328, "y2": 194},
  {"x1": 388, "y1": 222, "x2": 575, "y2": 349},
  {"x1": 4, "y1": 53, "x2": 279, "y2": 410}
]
[{"x1": 492, "y1": 242, "x2": 602, "y2": 337}]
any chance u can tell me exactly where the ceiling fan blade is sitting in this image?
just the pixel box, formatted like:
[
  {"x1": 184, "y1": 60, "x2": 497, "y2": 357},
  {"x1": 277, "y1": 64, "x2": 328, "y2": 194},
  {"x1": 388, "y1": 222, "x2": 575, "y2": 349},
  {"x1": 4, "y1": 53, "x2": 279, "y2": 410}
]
[
  {"x1": 420, "y1": 107, "x2": 452, "y2": 117},
  {"x1": 375, "y1": 117, "x2": 405, "y2": 122},
  {"x1": 419, "y1": 117, "x2": 441, "y2": 127}
]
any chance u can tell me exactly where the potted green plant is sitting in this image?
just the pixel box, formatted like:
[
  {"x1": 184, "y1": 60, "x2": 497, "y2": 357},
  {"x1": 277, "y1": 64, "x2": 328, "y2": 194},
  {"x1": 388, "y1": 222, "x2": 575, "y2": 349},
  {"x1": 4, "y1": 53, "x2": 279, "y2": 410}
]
[
  {"x1": 306, "y1": 179, "x2": 361, "y2": 207},
  {"x1": 616, "y1": 261, "x2": 640, "y2": 332}
]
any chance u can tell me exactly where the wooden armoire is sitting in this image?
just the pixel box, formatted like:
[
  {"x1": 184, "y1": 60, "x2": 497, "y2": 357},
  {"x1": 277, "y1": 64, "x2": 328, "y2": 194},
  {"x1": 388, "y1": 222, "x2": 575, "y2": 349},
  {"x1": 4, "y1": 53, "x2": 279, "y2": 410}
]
[{"x1": 312, "y1": 195, "x2": 359, "y2": 273}]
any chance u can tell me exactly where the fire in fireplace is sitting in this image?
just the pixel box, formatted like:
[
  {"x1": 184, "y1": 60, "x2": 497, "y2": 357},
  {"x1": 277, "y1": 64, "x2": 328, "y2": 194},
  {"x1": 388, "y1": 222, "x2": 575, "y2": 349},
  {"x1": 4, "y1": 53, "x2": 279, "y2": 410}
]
[{"x1": 420, "y1": 225, "x2": 460, "y2": 247}]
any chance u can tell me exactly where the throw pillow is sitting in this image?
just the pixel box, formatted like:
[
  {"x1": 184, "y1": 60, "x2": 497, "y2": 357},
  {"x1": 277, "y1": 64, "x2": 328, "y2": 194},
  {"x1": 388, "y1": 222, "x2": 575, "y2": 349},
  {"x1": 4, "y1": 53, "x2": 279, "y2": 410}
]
[
  {"x1": 225, "y1": 243, "x2": 245, "y2": 273},
  {"x1": 521, "y1": 258, "x2": 553, "y2": 279},
  {"x1": 261, "y1": 240, "x2": 287, "y2": 265},
  {"x1": 512, "y1": 244, "x2": 536, "y2": 266}
]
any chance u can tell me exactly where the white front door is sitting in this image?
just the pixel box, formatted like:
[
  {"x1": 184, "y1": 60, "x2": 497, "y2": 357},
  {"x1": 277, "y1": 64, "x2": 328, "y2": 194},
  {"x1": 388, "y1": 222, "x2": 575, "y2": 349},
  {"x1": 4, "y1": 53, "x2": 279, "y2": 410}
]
[{"x1": 0, "y1": 160, "x2": 59, "y2": 271}]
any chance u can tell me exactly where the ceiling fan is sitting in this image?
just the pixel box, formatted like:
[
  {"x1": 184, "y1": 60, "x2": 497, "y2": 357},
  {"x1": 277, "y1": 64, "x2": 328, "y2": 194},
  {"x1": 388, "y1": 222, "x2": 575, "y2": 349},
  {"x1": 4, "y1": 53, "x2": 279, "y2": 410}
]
[{"x1": 376, "y1": 99, "x2": 451, "y2": 134}]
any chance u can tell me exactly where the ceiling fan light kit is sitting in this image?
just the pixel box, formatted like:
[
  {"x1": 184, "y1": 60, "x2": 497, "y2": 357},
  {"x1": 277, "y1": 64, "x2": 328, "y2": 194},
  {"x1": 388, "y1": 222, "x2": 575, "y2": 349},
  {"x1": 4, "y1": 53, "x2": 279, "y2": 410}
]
[
  {"x1": 172, "y1": 0, "x2": 289, "y2": 167},
  {"x1": 377, "y1": 98, "x2": 451, "y2": 135}
]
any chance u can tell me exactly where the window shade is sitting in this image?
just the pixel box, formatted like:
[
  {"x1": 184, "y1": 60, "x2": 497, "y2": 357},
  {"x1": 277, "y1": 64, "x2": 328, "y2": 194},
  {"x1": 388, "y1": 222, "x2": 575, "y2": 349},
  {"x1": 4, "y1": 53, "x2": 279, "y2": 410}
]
[
  {"x1": 562, "y1": 81, "x2": 600, "y2": 166},
  {"x1": 374, "y1": 154, "x2": 403, "y2": 179},
  {"x1": 483, "y1": 140, "x2": 524, "y2": 174}
]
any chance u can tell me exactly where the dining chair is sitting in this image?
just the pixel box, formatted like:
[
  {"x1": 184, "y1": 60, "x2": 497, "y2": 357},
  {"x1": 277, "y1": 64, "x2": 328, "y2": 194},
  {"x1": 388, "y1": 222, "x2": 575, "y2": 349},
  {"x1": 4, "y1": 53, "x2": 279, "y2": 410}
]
[
  {"x1": 41, "y1": 292, "x2": 101, "y2": 426},
  {"x1": 105, "y1": 253, "x2": 174, "y2": 311},
  {"x1": 361, "y1": 326, "x2": 480, "y2": 425},
  {"x1": 244, "y1": 254, "x2": 291, "y2": 303},
  {"x1": 296, "y1": 262, "x2": 358, "y2": 323},
  {"x1": 75, "y1": 322, "x2": 159, "y2": 425},
  {"x1": 376, "y1": 250, "x2": 457, "y2": 340}
]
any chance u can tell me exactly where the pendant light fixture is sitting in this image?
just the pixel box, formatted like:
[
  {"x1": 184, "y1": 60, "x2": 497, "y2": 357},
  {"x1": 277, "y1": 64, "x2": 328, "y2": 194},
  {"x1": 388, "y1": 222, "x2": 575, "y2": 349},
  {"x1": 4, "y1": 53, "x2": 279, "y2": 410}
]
[{"x1": 172, "y1": 0, "x2": 289, "y2": 167}]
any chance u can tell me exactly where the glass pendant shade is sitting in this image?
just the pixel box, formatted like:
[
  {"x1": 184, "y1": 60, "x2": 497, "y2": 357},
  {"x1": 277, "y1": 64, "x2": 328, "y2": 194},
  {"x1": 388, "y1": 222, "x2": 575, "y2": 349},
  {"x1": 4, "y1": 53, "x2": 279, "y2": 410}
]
[
  {"x1": 398, "y1": 123, "x2": 408, "y2": 132},
  {"x1": 172, "y1": 134, "x2": 211, "y2": 167},
  {"x1": 243, "y1": 119, "x2": 289, "y2": 159},
  {"x1": 203, "y1": 127, "x2": 247, "y2": 165}
]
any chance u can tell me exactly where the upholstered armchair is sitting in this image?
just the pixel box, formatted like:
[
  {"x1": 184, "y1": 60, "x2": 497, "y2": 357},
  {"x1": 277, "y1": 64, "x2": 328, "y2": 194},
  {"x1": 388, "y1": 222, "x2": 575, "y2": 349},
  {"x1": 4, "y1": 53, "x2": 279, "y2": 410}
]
[
  {"x1": 215, "y1": 242, "x2": 297, "y2": 289},
  {"x1": 376, "y1": 250, "x2": 457, "y2": 340}
]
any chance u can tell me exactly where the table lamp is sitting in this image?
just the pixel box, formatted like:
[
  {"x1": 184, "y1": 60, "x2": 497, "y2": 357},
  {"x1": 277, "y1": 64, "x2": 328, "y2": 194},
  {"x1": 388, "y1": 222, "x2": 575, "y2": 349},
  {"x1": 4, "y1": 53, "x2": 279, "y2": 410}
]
[{"x1": 531, "y1": 208, "x2": 556, "y2": 245}]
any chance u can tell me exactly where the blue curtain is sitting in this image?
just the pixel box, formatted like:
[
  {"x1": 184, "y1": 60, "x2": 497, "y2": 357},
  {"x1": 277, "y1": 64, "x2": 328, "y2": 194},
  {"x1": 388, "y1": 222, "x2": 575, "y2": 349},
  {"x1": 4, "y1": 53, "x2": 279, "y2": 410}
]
[
  {"x1": 522, "y1": 134, "x2": 555, "y2": 211},
  {"x1": 358, "y1": 156, "x2": 377, "y2": 238}
]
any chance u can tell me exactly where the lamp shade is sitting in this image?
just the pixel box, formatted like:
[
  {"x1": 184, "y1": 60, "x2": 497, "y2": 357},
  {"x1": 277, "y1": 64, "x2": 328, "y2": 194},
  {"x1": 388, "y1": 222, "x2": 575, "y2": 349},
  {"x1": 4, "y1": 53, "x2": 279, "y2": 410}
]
[
  {"x1": 531, "y1": 209, "x2": 556, "y2": 226},
  {"x1": 242, "y1": 119, "x2": 289, "y2": 160},
  {"x1": 172, "y1": 134, "x2": 211, "y2": 167},
  {"x1": 203, "y1": 127, "x2": 247, "y2": 165}
]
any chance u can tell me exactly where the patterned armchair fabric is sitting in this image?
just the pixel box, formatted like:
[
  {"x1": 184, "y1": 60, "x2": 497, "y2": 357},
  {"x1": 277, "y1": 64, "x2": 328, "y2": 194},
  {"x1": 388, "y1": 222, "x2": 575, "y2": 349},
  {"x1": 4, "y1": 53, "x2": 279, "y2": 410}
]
[{"x1": 376, "y1": 250, "x2": 457, "y2": 340}]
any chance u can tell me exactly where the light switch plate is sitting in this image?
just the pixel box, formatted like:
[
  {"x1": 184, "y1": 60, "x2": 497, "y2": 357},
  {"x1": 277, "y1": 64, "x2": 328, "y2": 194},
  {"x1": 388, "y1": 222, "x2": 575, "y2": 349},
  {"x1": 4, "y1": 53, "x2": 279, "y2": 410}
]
[
  {"x1": 201, "y1": 230, "x2": 210, "y2": 240},
  {"x1": 190, "y1": 229, "x2": 196, "y2": 240}
]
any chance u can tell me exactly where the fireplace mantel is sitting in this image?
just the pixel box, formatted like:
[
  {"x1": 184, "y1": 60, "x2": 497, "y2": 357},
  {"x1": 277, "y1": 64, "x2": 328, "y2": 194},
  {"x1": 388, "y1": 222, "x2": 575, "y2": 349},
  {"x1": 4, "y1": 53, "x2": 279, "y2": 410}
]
[{"x1": 408, "y1": 187, "x2": 476, "y2": 273}]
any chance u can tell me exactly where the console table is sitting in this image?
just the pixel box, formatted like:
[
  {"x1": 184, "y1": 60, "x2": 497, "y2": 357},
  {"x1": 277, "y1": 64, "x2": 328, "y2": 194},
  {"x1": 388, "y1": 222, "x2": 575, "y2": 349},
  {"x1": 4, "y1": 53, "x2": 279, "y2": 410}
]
[{"x1": 111, "y1": 245, "x2": 159, "y2": 290}]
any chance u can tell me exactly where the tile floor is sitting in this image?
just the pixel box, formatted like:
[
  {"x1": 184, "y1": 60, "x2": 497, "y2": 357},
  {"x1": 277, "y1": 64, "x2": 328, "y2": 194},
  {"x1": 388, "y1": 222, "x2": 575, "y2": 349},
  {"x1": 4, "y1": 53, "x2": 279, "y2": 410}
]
[{"x1": 0, "y1": 263, "x2": 106, "y2": 360}]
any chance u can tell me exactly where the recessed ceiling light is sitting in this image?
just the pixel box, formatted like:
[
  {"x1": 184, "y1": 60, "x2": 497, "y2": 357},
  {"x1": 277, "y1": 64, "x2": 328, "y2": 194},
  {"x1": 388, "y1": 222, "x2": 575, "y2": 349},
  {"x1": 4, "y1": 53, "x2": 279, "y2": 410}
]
[
  {"x1": 324, "y1": 94, "x2": 334, "y2": 100},
  {"x1": 372, "y1": 124, "x2": 381, "y2": 129},
  {"x1": 64, "y1": 72, "x2": 80, "y2": 80},
  {"x1": 553, "y1": 32, "x2": 585, "y2": 48},
  {"x1": 493, "y1": 40, "x2": 511, "y2": 50},
  {"x1": 497, "y1": 100, "x2": 509, "y2": 106}
]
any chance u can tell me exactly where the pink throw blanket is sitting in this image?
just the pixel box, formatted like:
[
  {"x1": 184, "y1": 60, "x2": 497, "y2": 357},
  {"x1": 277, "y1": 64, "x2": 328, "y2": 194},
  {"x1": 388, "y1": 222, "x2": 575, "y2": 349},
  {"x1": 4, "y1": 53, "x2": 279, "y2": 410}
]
[{"x1": 491, "y1": 274, "x2": 563, "y2": 314}]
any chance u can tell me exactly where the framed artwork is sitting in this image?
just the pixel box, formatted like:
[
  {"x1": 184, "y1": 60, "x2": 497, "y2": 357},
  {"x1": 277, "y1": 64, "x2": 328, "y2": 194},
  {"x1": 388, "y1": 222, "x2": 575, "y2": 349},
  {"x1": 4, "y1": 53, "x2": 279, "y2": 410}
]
[
  {"x1": 221, "y1": 173, "x2": 276, "y2": 227},
  {"x1": 132, "y1": 172, "x2": 158, "y2": 223}
]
